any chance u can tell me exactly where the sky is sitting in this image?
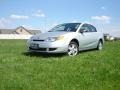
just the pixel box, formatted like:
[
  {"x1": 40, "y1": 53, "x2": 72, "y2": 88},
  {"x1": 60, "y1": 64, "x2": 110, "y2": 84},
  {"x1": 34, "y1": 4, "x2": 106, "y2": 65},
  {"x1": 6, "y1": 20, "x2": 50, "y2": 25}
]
[{"x1": 0, "y1": 0, "x2": 120, "y2": 36}]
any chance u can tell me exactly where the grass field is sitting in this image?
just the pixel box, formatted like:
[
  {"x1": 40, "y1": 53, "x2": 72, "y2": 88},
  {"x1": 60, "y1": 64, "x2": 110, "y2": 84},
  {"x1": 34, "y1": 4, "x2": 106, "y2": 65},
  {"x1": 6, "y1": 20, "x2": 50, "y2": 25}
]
[{"x1": 0, "y1": 40, "x2": 120, "y2": 90}]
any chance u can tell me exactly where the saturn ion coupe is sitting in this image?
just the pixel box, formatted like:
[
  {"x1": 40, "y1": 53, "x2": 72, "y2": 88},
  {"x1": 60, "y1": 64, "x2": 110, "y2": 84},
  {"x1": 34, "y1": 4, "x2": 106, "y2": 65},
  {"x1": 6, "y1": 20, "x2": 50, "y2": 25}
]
[{"x1": 27, "y1": 23, "x2": 104, "y2": 56}]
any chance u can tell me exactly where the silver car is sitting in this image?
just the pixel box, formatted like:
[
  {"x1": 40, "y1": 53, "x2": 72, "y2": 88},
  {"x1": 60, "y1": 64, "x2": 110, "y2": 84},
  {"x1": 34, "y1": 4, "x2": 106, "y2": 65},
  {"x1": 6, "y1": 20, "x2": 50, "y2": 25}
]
[{"x1": 27, "y1": 23, "x2": 104, "y2": 56}]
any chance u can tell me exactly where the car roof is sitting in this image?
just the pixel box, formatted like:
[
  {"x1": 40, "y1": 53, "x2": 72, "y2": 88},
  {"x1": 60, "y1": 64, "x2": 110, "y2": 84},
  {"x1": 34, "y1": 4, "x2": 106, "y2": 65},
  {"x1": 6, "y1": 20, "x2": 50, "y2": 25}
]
[{"x1": 63, "y1": 22, "x2": 81, "y2": 24}]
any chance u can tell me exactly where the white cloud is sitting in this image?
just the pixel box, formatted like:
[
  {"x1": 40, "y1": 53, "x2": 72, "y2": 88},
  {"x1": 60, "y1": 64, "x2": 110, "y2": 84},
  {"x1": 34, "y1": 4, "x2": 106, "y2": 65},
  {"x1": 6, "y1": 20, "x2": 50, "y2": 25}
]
[
  {"x1": 33, "y1": 10, "x2": 45, "y2": 17},
  {"x1": 101, "y1": 6, "x2": 106, "y2": 10},
  {"x1": 91, "y1": 16, "x2": 111, "y2": 23},
  {"x1": 10, "y1": 14, "x2": 29, "y2": 19},
  {"x1": 0, "y1": 18, "x2": 11, "y2": 28}
]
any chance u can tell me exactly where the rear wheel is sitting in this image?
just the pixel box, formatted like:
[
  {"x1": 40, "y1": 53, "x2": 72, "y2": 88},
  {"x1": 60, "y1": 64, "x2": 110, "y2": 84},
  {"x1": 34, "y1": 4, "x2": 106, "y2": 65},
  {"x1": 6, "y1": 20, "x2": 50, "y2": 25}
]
[
  {"x1": 97, "y1": 41, "x2": 103, "y2": 50},
  {"x1": 67, "y1": 42, "x2": 78, "y2": 56}
]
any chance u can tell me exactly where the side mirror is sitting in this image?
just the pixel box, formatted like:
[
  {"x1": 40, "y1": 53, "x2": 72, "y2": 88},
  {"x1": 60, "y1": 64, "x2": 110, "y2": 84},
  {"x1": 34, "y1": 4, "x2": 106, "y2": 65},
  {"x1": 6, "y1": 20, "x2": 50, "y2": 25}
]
[{"x1": 80, "y1": 29, "x2": 87, "y2": 33}]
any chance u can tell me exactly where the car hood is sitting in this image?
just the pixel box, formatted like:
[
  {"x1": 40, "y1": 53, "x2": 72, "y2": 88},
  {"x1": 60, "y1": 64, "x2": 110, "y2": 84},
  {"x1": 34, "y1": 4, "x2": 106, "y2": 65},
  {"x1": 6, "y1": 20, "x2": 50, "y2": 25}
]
[{"x1": 33, "y1": 31, "x2": 70, "y2": 40}]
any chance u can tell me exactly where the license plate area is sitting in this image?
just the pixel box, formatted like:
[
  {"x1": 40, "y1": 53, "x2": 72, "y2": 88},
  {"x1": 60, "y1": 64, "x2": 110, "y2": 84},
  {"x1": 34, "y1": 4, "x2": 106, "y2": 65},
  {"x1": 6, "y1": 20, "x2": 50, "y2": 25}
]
[{"x1": 30, "y1": 43, "x2": 39, "y2": 49}]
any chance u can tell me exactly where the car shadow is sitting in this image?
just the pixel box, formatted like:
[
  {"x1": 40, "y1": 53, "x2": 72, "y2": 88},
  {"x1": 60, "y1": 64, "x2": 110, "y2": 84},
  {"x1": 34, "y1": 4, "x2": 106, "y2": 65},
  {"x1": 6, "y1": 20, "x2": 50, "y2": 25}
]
[
  {"x1": 23, "y1": 52, "x2": 66, "y2": 58},
  {"x1": 78, "y1": 48, "x2": 97, "y2": 54},
  {"x1": 23, "y1": 49, "x2": 97, "y2": 58}
]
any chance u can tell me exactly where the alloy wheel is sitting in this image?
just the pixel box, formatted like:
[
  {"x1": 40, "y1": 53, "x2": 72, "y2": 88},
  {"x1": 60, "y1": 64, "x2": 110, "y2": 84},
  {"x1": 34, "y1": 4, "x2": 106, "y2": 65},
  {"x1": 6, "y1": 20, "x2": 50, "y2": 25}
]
[{"x1": 68, "y1": 42, "x2": 78, "y2": 56}]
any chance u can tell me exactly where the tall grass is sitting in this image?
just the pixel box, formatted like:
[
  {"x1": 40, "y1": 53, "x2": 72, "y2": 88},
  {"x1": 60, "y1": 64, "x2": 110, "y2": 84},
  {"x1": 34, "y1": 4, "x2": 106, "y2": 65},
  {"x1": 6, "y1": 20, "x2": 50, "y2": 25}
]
[{"x1": 0, "y1": 40, "x2": 120, "y2": 90}]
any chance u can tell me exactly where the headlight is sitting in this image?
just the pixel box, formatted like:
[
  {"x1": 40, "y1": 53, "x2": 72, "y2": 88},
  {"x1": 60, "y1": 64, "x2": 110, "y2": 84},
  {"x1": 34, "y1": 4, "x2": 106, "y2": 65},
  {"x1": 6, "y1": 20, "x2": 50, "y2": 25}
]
[{"x1": 45, "y1": 36, "x2": 64, "y2": 42}]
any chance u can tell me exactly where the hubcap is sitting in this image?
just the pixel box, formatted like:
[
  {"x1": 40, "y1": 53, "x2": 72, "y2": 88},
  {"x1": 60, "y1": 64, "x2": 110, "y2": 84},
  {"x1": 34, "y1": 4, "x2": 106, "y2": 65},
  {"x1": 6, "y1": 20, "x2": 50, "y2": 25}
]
[{"x1": 68, "y1": 43, "x2": 78, "y2": 56}]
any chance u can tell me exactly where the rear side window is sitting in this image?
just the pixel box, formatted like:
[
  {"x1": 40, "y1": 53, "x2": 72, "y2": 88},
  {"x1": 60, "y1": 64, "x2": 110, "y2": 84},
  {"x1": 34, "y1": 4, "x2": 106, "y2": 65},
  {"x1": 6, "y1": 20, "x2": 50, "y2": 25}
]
[
  {"x1": 80, "y1": 24, "x2": 92, "y2": 32},
  {"x1": 80, "y1": 24, "x2": 97, "y2": 33},
  {"x1": 89, "y1": 25, "x2": 97, "y2": 32}
]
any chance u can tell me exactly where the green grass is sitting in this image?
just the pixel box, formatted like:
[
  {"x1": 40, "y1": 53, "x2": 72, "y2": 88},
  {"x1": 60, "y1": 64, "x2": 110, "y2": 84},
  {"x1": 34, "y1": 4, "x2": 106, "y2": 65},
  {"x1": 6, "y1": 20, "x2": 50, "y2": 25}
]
[{"x1": 0, "y1": 40, "x2": 120, "y2": 90}]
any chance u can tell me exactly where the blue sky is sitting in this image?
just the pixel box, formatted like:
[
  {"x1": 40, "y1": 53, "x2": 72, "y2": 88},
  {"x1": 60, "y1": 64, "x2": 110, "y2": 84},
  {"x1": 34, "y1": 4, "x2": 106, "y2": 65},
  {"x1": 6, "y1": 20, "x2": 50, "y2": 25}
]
[{"x1": 0, "y1": 0, "x2": 120, "y2": 36}]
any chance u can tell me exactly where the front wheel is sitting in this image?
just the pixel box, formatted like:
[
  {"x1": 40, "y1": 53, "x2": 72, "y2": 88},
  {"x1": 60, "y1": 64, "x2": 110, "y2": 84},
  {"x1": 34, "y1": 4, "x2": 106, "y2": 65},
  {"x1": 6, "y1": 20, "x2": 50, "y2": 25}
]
[
  {"x1": 97, "y1": 41, "x2": 103, "y2": 50},
  {"x1": 67, "y1": 42, "x2": 79, "y2": 56}
]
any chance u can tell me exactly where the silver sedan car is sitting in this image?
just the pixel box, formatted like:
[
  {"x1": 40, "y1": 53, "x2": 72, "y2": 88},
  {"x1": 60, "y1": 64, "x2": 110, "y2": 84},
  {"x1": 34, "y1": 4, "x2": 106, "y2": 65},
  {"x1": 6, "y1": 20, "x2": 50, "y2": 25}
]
[{"x1": 27, "y1": 23, "x2": 104, "y2": 56}]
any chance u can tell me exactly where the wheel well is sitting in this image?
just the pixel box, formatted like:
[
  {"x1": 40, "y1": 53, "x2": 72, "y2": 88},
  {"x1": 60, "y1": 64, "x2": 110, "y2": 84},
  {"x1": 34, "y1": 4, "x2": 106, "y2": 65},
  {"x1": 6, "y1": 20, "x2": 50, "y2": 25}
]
[
  {"x1": 70, "y1": 39, "x2": 79, "y2": 47},
  {"x1": 99, "y1": 39, "x2": 103, "y2": 44}
]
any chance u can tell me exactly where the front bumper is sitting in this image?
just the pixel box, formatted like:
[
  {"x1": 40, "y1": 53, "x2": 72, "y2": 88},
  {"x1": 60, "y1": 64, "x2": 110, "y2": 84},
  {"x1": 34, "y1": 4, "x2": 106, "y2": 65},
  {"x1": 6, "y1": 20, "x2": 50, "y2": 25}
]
[{"x1": 27, "y1": 41, "x2": 68, "y2": 53}]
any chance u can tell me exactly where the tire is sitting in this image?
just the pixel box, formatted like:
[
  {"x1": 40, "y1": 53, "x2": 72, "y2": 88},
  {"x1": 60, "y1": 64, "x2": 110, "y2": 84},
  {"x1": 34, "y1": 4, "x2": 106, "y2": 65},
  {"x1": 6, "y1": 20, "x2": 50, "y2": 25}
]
[
  {"x1": 97, "y1": 41, "x2": 103, "y2": 50},
  {"x1": 67, "y1": 41, "x2": 79, "y2": 56}
]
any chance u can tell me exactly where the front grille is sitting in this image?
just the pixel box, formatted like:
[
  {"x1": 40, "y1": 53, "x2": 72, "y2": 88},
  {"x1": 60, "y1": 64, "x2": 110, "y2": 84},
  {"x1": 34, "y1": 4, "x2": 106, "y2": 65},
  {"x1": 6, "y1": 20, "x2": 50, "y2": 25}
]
[
  {"x1": 29, "y1": 47, "x2": 46, "y2": 51},
  {"x1": 29, "y1": 47, "x2": 57, "y2": 52},
  {"x1": 33, "y1": 39, "x2": 44, "y2": 41},
  {"x1": 49, "y1": 48, "x2": 57, "y2": 51}
]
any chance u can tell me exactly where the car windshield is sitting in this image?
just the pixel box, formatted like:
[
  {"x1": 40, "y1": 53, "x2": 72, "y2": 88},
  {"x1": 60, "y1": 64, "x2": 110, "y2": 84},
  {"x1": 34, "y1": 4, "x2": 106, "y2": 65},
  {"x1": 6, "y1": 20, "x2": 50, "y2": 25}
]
[{"x1": 49, "y1": 23, "x2": 81, "y2": 32}]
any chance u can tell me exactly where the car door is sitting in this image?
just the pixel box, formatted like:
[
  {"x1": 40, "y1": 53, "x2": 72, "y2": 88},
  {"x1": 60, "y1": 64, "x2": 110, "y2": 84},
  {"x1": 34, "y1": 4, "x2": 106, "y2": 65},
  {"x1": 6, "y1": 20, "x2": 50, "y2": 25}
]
[
  {"x1": 89, "y1": 25, "x2": 99, "y2": 48},
  {"x1": 78, "y1": 24, "x2": 97, "y2": 50}
]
